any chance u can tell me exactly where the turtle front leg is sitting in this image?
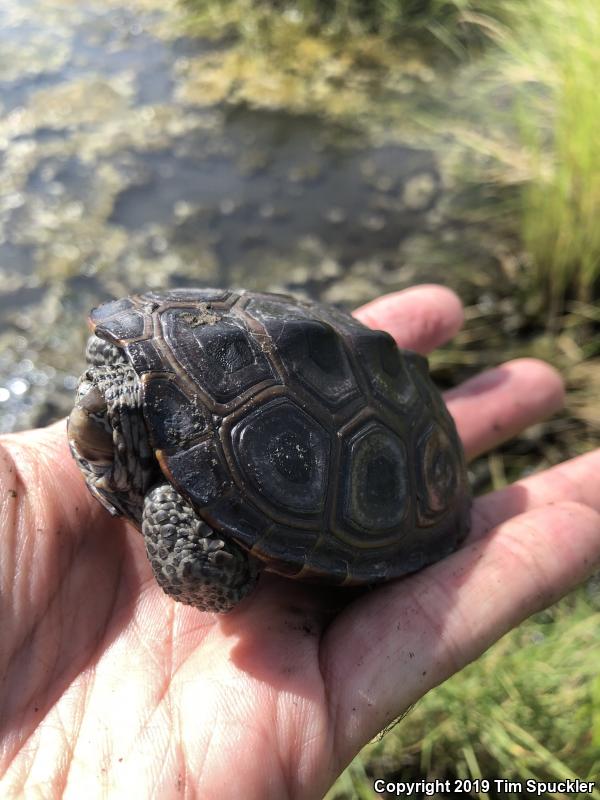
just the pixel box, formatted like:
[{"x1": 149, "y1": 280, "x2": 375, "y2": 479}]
[
  {"x1": 68, "y1": 335, "x2": 156, "y2": 524},
  {"x1": 142, "y1": 484, "x2": 259, "y2": 612}
]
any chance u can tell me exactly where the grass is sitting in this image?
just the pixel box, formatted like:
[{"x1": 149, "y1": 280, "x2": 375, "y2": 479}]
[
  {"x1": 182, "y1": 0, "x2": 511, "y2": 48},
  {"x1": 508, "y1": 0, "x2": 600, "y2": 315},
  {"x1": 326, "y1": 590, "x2": 600, "y2": 799},
  {"x1": 417, "y1": 0, "x2": 600, "y2": 316}
]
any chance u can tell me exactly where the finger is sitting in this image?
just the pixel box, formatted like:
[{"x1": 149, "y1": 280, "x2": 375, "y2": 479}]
[
  {"x1": 445, "y1": 358, "x2": 565, "y2": 460},
  {"x1": 471, "y1": 447, "x2": 600, "y2": 542},
  {"x1": 323, "y1": 500, "x2": 600, "y2": 765},
  {"x1": 353, "y1": 284, "x2": 464, "y2": 353}
]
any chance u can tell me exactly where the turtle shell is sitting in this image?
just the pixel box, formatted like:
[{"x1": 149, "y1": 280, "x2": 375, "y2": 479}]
[{"x1": 90, "y1": 288, "x2": 471, "y2": 585}]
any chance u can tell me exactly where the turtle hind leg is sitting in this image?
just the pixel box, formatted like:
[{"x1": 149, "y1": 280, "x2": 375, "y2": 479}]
[{"x1": 142, "y1": 483, "x2": 259, "y2": 612}]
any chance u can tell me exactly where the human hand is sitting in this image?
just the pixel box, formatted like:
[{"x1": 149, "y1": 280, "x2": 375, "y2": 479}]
[{"x1": 1, "y1": 285, "x2": 599, "y2": 799}]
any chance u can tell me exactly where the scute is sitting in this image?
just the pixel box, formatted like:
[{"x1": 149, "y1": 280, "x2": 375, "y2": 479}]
[
  {"x1": 353, "y1": 330, "x2": 422, "y2": 411},
  {"x1": 161, "y1": 309, "x2": 277, "y2": 407},
  {"x1": 415, "y1": 423, "x2": 460, "y2": 524},
  {"x1": 165, "y1": 438, "x2": 231, "y2": 508},
  {"x1": 93, "y1": 307, "x2": 148, "y2": 344},
  {"x1": 258, "y1": 317, "x2": 358, "y2": 409},
  {"x1": 126, "y1": 339, "x2": 168, "y2": 374},
  {"x1": 250, "y1": 524, "x2": 319, "y2": 577},
  {"x1": 142, "y1": 377, "x2": 208, "y2": 452},
  {"x1": 340, "y1": 421, "x2": 409, "y2": 534},
  {"x1": 90, "y1": 297, "x2": 135, "y2": 324},
  {"x1": 230, "y1": 396, "x2": 330, "y2": 517}
]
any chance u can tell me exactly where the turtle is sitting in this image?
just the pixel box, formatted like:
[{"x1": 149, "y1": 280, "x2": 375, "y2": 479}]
[{"x1": 68, "y1": 288, "x2": 471, "y2": 612}]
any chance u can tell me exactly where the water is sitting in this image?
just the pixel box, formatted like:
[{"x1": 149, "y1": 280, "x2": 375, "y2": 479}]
[{"x1": 0, "y1": 0, "x2": 503, "y2": 432}]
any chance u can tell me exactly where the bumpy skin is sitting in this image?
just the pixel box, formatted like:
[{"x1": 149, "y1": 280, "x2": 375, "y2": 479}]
[
  {"x1": 70, "y1": 287, "x2": 472, "y2": 610},
  {"x1": 143, "y1": 484, "x2": 257, "y2": 612}
]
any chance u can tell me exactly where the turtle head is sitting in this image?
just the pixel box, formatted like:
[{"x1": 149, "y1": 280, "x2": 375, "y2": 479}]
[
  {"x1": 68, "y1": 367, "x2": 128, "y2": 518},
  {"x1": 68, "y1": 378, "x2": 114, "y2": 465},
  {"x1": 68, "y1": 340, "x2": 154, "y2": 523}
]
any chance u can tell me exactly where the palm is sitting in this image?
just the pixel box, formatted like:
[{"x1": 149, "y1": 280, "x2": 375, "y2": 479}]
[{"x1": 1, "y1": 286, "x2": 599, "y2": 800}]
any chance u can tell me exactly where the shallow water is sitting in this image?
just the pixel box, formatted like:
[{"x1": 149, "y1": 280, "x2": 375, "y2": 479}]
[{"x1": 0, "y1": 0, "x2": 503, "y2": 432}]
